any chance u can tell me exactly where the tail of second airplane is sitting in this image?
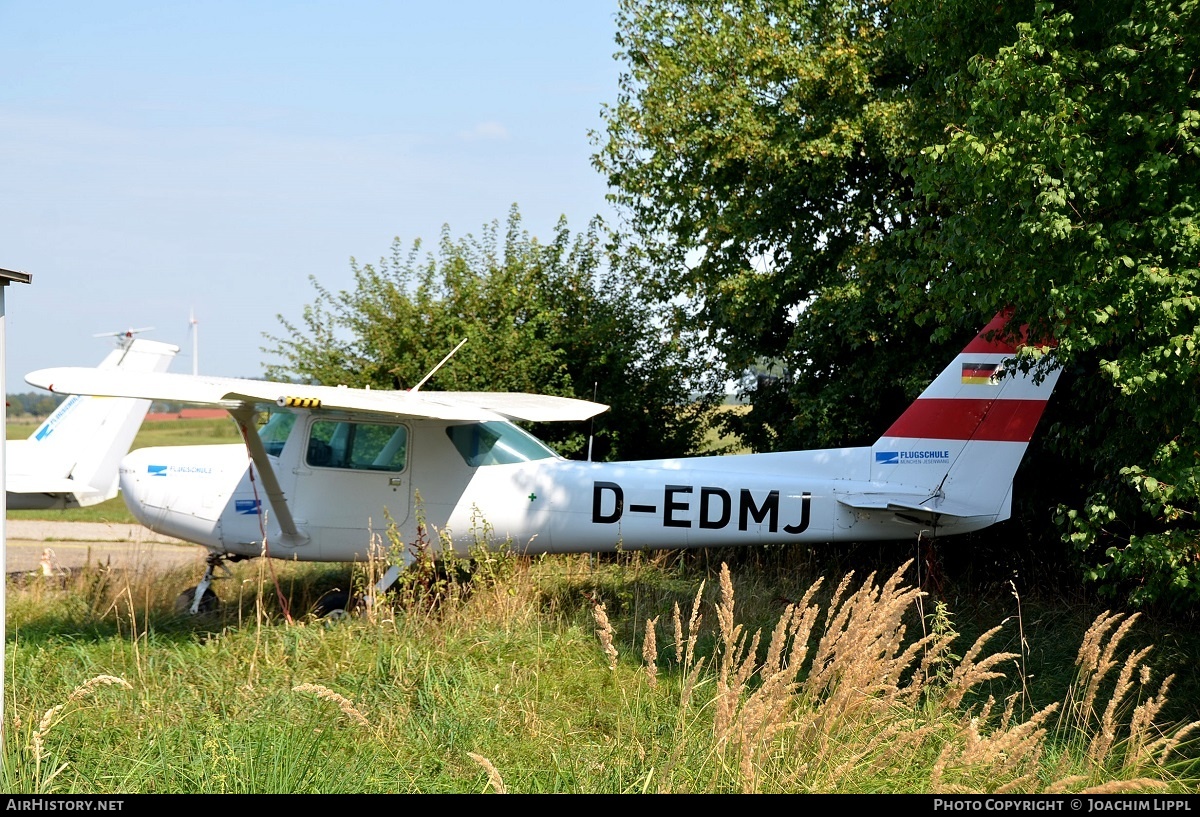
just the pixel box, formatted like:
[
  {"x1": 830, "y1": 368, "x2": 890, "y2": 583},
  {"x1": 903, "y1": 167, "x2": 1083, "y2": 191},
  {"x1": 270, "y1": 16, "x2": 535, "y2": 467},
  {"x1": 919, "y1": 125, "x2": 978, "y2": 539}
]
[
  {"x1": 7, "y1": 338, "x2": 180, "y2": 509},
  {"x1": 838, "y1": 310, "x2": 1061, "y2": 533}
]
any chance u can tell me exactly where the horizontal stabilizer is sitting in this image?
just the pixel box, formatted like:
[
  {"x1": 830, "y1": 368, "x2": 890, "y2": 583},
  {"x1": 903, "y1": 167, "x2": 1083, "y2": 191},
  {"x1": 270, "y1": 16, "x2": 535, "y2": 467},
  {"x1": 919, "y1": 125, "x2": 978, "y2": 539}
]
[
  {"x1": 6, "y1": 475, "x2": 98, "y2": 498},
  {"x1": 836, "y1": 492, "x2": 998, "y2": 521}
]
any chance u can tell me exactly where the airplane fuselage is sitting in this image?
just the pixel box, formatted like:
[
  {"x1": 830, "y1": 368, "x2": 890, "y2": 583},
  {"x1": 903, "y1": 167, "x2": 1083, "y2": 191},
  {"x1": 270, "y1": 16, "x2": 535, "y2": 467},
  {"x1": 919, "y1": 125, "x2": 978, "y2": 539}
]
[{"x1": 118, "y1": 408, "x2": 989, "y2": 565}]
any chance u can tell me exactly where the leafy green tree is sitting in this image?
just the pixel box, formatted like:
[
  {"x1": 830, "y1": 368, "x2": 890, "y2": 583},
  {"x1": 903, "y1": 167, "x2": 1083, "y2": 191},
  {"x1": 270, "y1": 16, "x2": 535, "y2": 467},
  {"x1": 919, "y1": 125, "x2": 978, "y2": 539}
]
[
  {"x1": 598, "y1": 0, "x2": 1200, "y2": 606},
  {"x1": 263, "y1": 206, "x2": 719, "y2": 461},
  {"x1": 594, "y1": 0, "x2": 1061, "y2": 597},
  {"x1": 897, "y1": 0, "x2": 1200, "y2": 607},
  {"x1": 5, "y1": 391, "x2": 60, "y2": 418},
  {"x1": 595, "y1": 0, "x2": 1032, "y2": 455}
]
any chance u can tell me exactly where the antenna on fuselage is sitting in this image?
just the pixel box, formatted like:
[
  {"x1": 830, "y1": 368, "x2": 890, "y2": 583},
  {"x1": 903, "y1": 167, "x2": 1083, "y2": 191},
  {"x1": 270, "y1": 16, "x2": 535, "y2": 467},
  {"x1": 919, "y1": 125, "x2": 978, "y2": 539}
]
[{"x1": 410, "y1": 337, "x2": 467, "y2": 392}]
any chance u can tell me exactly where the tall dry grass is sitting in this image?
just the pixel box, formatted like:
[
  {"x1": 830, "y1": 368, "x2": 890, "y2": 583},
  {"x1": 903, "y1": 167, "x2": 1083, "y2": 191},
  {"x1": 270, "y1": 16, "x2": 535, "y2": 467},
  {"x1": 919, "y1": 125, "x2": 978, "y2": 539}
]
[
  {"x1": 4, "y1": 545, "x2": 1198, "y2": 793},
  {"x1": 606, "y1": 559, "x2": 1199, "y2": 794}
]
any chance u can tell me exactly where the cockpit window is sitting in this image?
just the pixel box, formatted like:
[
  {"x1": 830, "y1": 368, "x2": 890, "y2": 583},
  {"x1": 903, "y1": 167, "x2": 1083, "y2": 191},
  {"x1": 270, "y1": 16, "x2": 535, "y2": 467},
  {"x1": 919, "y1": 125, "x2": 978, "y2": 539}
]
[
  {"x1": 446, "y1": 421, "x2": 559, "y2": 467},
  {"x1": 307, "y1": 420, "x2": 408, "y2": 472},
  {"x1": 258, "y1": 410, "x2": 297, "y2": 457}
]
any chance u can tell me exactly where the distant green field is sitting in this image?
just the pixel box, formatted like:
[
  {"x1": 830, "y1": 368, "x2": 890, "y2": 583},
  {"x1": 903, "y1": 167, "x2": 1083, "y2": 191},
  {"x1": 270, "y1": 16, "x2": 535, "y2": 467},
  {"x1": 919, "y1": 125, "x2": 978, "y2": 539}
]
[
  {"x1": 5, "y1": 417, "x2": 242, "y2": 523},
  {"x1": 7, "y1": 415, "x2": 242, "y2": 448},
  {"x1": 701, "y1": 403, "x2": 750, "y2": 454}
]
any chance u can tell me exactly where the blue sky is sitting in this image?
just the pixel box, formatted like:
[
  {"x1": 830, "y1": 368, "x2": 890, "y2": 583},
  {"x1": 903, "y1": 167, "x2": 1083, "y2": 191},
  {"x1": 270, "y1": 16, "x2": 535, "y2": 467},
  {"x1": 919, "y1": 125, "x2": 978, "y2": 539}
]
[{"x1": 1, "y1": 1, "x2": 622, "y2": 384}]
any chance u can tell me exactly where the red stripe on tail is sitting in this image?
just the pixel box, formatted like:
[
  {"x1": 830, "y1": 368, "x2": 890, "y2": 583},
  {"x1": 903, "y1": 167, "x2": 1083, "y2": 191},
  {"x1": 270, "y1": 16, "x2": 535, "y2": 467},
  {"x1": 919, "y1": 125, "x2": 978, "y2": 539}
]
[
  {"x1": 883, "y1": 398, "x2": 1050, "y2": 442},
  {"x1": 962, "y1": 309, "x2": 1021, "y2": 354},
  {"x1": 960, "y1": 308, "x2": 1058, "y2": 355}
]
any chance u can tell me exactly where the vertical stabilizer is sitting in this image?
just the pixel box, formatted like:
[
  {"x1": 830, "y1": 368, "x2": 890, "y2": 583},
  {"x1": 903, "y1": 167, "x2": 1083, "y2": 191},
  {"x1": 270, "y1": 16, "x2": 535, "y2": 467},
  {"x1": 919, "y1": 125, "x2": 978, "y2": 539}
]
[
  {"x1": 865, "y1": 310, "x2": 1060, "y2": 525},
  {"x1": 7, "y1": 338, "x2": 179, "y2": 509}
]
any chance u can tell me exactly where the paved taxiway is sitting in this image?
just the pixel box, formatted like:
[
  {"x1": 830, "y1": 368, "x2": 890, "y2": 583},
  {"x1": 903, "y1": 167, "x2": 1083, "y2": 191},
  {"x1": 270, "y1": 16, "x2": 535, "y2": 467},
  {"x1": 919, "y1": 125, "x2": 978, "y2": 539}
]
[{"x1": 4, "y1": 520, "x2": 208, "y2": 575}]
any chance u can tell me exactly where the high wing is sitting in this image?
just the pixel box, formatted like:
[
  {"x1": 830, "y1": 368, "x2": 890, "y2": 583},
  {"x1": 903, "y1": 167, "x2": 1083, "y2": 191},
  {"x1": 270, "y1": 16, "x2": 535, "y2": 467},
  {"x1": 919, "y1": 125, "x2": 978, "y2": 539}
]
[
  {"x1": 25, "y1": 366, "x2": 609, "y2": 549},
  {"x1": 24, "y1": 368, "x2": 610, "y2": 423}
]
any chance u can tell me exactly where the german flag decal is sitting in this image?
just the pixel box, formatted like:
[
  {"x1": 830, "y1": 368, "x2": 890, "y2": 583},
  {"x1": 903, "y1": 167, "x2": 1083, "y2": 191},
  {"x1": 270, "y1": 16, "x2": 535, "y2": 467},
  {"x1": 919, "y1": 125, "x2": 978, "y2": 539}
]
[{"x1": 961, "y1": 362, "x2": 999, "y2": 385}]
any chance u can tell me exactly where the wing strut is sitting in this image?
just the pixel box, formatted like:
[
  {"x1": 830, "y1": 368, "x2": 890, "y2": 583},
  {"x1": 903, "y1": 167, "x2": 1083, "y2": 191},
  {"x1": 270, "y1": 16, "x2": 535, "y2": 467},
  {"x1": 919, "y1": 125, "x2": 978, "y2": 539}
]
[{"x1": 231, "y1": 405, "x2": 306, "y2": 544}]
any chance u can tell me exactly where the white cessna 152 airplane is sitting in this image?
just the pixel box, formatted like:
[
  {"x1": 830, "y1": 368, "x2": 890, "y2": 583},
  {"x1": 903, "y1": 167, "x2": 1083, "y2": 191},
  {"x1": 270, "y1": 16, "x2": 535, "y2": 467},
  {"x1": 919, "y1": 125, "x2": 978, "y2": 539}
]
[
  {"x1": 8, "y1": 335, "x2": 178, "y2": 510},
  {"x1": 25, "y1": 310, "x2": 1059, "y2": 615}
]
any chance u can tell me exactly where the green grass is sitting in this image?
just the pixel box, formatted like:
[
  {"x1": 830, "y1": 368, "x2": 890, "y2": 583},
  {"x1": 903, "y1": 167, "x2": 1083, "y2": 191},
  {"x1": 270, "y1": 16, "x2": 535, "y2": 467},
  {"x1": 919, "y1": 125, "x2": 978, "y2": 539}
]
[
  {"x1": 3, "y1": 546, "x2": 1198, "y2": 793},
  {"x1": 6, "y1": 414, "x2": 1199, "y2": 792},
  {"x1": 6, "y1": 417, "x2": 242, "y2": 524}
]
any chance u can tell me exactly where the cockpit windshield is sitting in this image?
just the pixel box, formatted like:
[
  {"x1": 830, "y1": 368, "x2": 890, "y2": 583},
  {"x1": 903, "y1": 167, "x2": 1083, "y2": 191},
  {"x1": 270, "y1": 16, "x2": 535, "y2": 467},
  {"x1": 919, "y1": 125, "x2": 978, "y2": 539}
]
[
  {"x1": 446, "y1": 421, "x2": 560, "y2": 467},
  {"x1": 258, "y1": 410, "x2": 297, "y2": 457}
]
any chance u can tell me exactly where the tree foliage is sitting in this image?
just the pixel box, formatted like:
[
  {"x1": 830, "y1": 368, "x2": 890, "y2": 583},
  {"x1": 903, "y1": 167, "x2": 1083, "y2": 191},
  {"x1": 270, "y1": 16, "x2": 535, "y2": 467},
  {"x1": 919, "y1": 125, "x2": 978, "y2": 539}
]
[
  {"x1": 593, "y1": 0, "x2": 1043, "y2": 454},
  {"x1": 898, "y1": 0, "x2": 1200, "y2": 607},
  {"x1": 263, "y1": 206, "x2": 720, "y2": 462},
  {"x1": 598, "y1": 0, "x2": 1200, "y2": 607},
  {"x1": 5, "y1": 391, "x2": 61, "y2": 418},
  {"x1": 597, "y1": 0, "x2": 926, "y2": 452}
]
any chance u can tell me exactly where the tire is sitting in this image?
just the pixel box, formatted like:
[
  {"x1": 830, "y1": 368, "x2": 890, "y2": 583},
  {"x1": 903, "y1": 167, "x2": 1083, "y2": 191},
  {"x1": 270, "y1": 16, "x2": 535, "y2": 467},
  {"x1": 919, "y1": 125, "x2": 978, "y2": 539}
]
[
  {"x1": 174, "y1": 586, "x2": 219, "y2": 615},
  {"x1": 312, "y1": 590, "x2": 354, "y2": 620}
]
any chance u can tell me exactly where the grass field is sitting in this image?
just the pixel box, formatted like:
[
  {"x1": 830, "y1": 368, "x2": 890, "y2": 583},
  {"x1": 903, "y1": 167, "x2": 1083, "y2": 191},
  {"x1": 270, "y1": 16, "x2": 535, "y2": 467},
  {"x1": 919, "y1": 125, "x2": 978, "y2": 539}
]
[
  {"x1": 3, "y1": 545, "x2": 1198, "y2": 793},
  {"x1": 4, "y1": 415, "x2": 1199, "y2": 792}
]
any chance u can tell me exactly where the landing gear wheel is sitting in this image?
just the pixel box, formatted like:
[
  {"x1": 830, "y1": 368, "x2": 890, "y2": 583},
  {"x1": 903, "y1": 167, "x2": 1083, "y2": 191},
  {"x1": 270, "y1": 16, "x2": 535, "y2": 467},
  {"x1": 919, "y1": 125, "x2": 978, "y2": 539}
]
[
  {"x1": 174, "y1": 586, "x2": 218, "y2": 615},
  {"x1": 312, "y1": 590, "x2": 356, "y2": 620}
]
